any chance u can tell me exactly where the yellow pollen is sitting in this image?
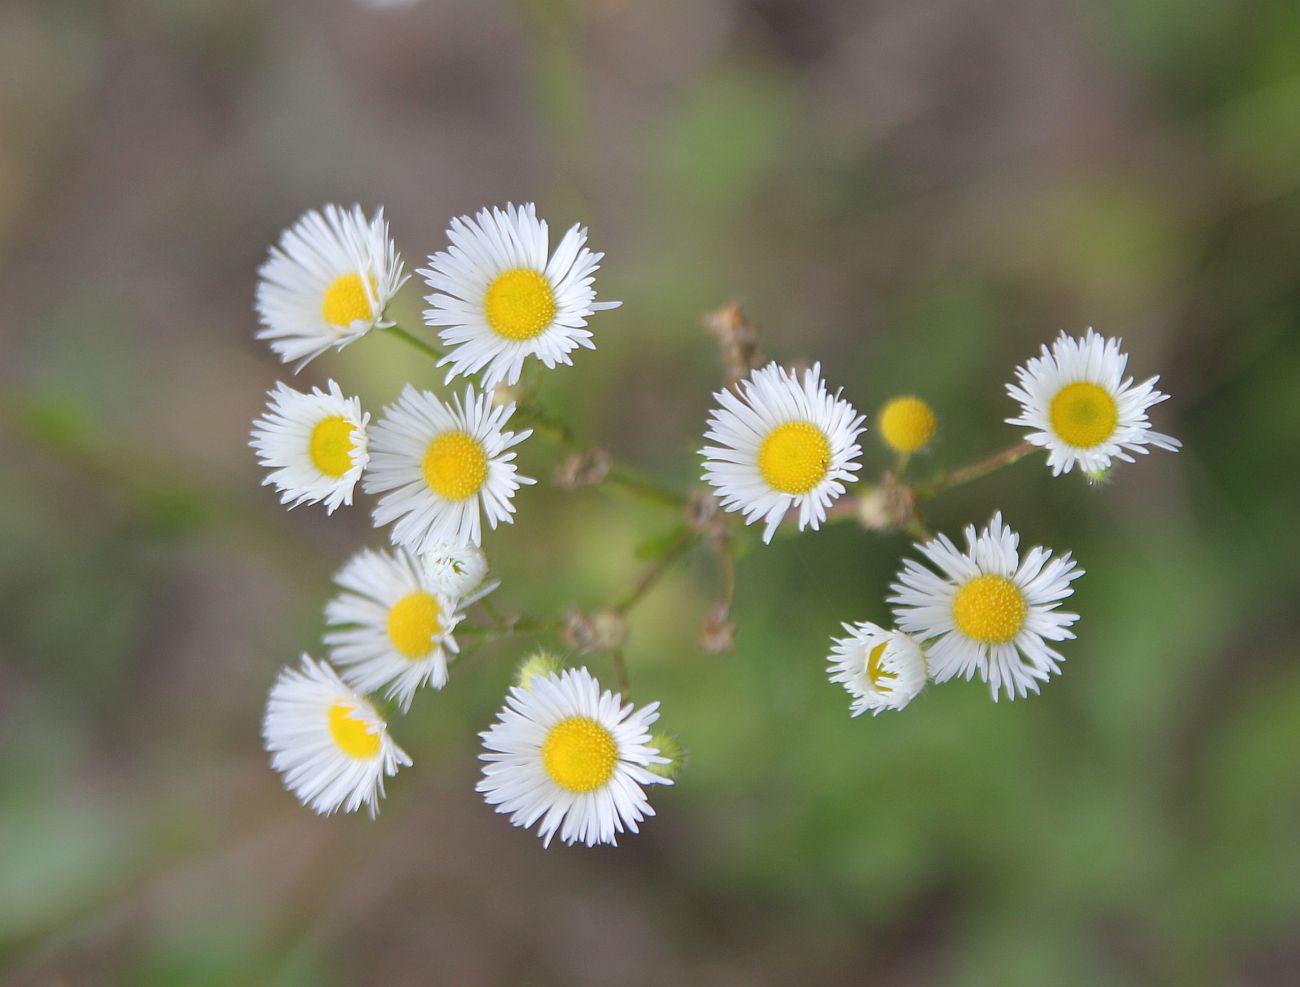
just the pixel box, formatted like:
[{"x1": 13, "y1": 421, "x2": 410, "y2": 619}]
[
  {"x1": 758, "y1": 421, "x2": 831, "y2": 494},
  {"x1": 952, "y1": 575, "x2": 1027, "y2": 644},
  {"x1": 328, "y1": 702, "x2": 381, "y2": 759},
  {"x1": 422, "y1": 431, "x2": 488, "y2": 500},
  {"x1": 308, "y1": 416, "x2": 358, "y2": 478},
  {"x1": 321, "y1": 272, "x2": 375, "y2": 327},
  {"x1": 1049, "y1": 382, "x2": 1118, "y2": 449},
  {"x1": 542, "y1": 716, "x2": 618, "y2": 793},
  {"x1": 387, "y1": 592, "x2": 441, "y2": 659},
  {"x1": 484, "y1": 268, "x2": 556, "y2": 341},
  {"x1": 879, "y1": 396, "x2": 937, "y2": 454},
  {"x1": 867, "y1": 641, "x2": 896, "y2": 693}
]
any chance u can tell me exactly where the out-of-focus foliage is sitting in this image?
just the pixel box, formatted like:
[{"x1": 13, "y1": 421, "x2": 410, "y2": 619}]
[{"x1": 1, "y1": 0, "x2": 1298, "y2": 984}]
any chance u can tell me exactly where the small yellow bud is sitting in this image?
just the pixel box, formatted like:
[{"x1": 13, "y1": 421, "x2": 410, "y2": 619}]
[
  {"x1": 515, "y1": 651, "x2": 565, "y2": 691},
  {"x1": 878, "y1": 396, "x2": 937, "y2": 454},
  {"x1": 647, "y1": 731, "x2": 685, "y2": 780}
]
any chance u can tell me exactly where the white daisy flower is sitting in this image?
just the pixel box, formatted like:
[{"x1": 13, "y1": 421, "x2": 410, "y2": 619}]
[
  {"x1": 827, "y1": 622, "x2": 928, "y2": 716},
  {"x1": 421, "y1": 540, "x2": 497, "y2": 603},
  {"x1": 700, "y1": 361, "x2": 865, "y2": 543},
  {"x1": 324, "y1": 547, "x2": 464, "y2": 711},
  {"x1": 1006, "y1": 328, "x2": 1181, "y2": 477},
  {"x1": 477, "y1": 666, "x2": 670, "y2": 848},
  {"x1": 364, "y1": 384, "x2": 534, "y2": 550},
  {"x1": 250, "y1": 379, "x2": 369, "y2": 513},
  {"x1": 419, "y1": 202, "x2": 621, "y2": 388},
  {"x1": 256, "y1": 204, "x2": 408, "y2": 369},
  {"x1": 262, "y1": 655, "x2": 411, "y2": 817},
  {"x1": 889, "y1": 512, "x2": 1083, "y2": 701}
]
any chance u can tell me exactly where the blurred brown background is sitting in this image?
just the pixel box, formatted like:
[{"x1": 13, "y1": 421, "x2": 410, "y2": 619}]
[{"x1": 2, "y1": 0, "x2": 1299, "y2": 984}]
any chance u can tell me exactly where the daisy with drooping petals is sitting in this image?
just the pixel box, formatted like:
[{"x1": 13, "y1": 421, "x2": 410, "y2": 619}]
[
  {"x1": 419, "y1": 202, "x2": 621, "y2": 388},
  {"x1": 324, "y1": 547, "x2": 464, "y2": 711},
  {"x1": 477, "y1": 666, "x2": 670, "y2": 848},
  {"x1": 700, "y1": 361, "x2": 865, "y2": 543},
  {"x1": 250, "y1": 379, "x2": 368, "y2": 513},
  {"x1": 889, "y1": 513, "x2": 1083, "y2": 701},
  {"x1": 1006, "y1": 328, "x2": 1181, "y2": 477},
  {"x1": 421, "y1": 540, "x2": 497, "y2": 603},
  {"x1": 256, "y1": 204, "x2": 407, "y2": 368},
  {"x1": 263, "y1": 656, "x2": 411, "y2": 817},
  {"x1": 827, "y1": 622, "x2": 929, "y2": 716},
  {"x1": 364, "y1": 384, "x2": 533, "y2": 551}
]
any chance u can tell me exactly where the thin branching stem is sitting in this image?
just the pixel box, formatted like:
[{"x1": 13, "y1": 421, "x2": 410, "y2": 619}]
[{"x1": 916, "y1": 440, "x2": 1038, "y2": 499}]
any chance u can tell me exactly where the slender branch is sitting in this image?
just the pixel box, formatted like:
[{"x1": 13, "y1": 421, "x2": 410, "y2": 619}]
[
  {"x1": 385, "y1": 323, "x2": 445, "y2": 361},
  {"x1": 916, "y1": 441, "x2": 1038, "y2": 499},
  {"x1": 456, "y1": 615, "x2": 561, "y2": 640},
  {"x1": 611, "y1": 649, "x2": 631, "y2": 701},
  {"x1": 612, "y1": 531, "x2": 699, "y2": 615}
]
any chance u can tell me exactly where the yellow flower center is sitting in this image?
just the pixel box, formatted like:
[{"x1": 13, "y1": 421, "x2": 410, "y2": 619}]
[
  {"x1": 866, "y1": 640, "x2": 896, "y2": 693},
  {"x1": 387, "y1": 592, "x2": 442, "y2": 659},
  {"x1": 484, "y1": 268, "x2": 556, "y2": 341},
  {"x1": 541, "y1": 716, "x2": 618, "y2": 793},
  {"x1": 952, "y1": 575, "x2": 1026, "y2": 644},
  {"x1": 422, "y1": 431, "x2": 488, "y2": 500},
  {"x1": 321, "y1": 272, "x2": 375, "y2": 327},
  {"x1": 308, "y1": 416, "x2": 358, "y2": 478},
  {"x1": 757, "y1": 421, "x2": 831, "y2": 494},
  {"x1": 328, "y1": 701, "x2": 381, "y2": 759},
  {"x1": 878, "y1": 396, "x2": 937, "y2": 454},
  {"x1": 1049, "y1": 382, "x2": 1118, "y2": 449}
]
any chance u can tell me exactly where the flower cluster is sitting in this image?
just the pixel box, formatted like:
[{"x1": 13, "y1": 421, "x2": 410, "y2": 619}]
[
  {"x1": 697, "y1": 329, "x2": 1178, "y2": 709},
  {"x1": 249, "y1": 200, "x2": 1182, "y2": 847},
  {"x1": 253, "y1": 203, "x2": 669, "y2": 845}
]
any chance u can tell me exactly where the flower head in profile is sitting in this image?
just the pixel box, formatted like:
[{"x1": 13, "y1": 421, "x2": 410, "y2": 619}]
[
  {"x1": 827, "y1": 621, "x2": 929, "y2": 715},
  {"x1": 477, "y1": 666, "x2": 670, "y2": 847},
  {"x1": 256, "y1": 204, "x2": 407, "y2": 369},
  {"x1": 889, "y1": 513, "x2": 1083, "y2": 701},
  {"x1": 263, "y1": 656, "x2": 411, "y2": 817},
  {"x1": 700, "y1": 361, "x2": 865, "y2": 543},
  {"x1": 325, "y1": 547, "x2": 464, "y2": 711},
  {"x1": 420, "y1": 202, "x2": 621, "y2": 388},
  {"x1": 421, "y1": 540, "x2": 496, "y2": 603},
  {"x1": 250, "y1": 379, "x2": 368, "y2": 513},
  {"x1": 364, "y1": 384, "x2": 534, "y2": 550},
  {"x1": 1006, "y1": 329, "x2": 1180, "y2": 477}
]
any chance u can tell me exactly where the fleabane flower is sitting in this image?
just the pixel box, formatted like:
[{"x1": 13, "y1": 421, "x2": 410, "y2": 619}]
[
  {"x1": 477, "y1": 666, "x2": 670, "y2": 848},
  {"x1": 250, "y1": 379, "x2": 368, "y2": 513},
  {"x1": 1006, "y1": 328, "x2": 1181, "y2": 477},
  {"x1": 256, "y1": 204, "x2": 407, "y2": 368},
  {"x1": 364, "y1": 384, "x2": 534, "y2": 550},
  {"x1": 419, "y1": 202, "x2": 621, "y2": 388},
  {"x1": 889, "y1": 513, "x2": 1083, "y2": 701},
  {"x1": 878, "y1": 396, "x2": 937, "y2": 455},
  {"x1": 262, "y1": 656, "x2": 410, "y2": 817},
  {"x1": 827, "y1": 622, "x2": 928, "y2": 715},
  {"x1": 324, "y1": 547, "x2": 464, "y2": 711},
  {"x1": 421, "y1": 540, "x2": 497, "y2": 603},
  {"x1": 700, "y1": 361, "x2": 865, "y2": 543}
]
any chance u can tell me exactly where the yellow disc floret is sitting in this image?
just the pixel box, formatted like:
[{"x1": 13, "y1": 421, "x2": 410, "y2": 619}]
[
  {"x1": 542, "y1": 716, "x2": 619, "y2": 793},
  {"x1": 387, "y1": 592, "x2": 442, "y2": 659},
  {"x1": 758, "y1": 421, "x2": 831, "y2": 495},
  {"x1": 484, "y1": 268, "x2": 556, "y2": 341},
  {"x1": 321, "y1": 272, "x2": 375, "y2": 327},
  {"x1": 878, "y1": 396, "x2": 937, "y2": 454},
  {"x1": 309, "y1": 416, "x2": 358, "y2": 478},
  {"x1": 952, "y1": 574, "x2": 1027, "y2": 644},
  {"x1": 422, "y1": 431, "x2": 488, "y2": 500},
  {"x1": 866, "y1": 640, "x2": 896, "y2": 693},
  {"x1": 1049, "y1": 382, "x2": 1118, "y2": 449},
  {"x1": 328, "y1": 701, "x2": 381, "y2": 759}
]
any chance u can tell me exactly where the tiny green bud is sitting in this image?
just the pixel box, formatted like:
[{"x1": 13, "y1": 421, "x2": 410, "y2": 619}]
[
  {"x1": 647, "y1": 731, "x2": 685, "y2": 781},
  {"x1": 514, "y1": 651, "x2": 565, "y2": 691}
]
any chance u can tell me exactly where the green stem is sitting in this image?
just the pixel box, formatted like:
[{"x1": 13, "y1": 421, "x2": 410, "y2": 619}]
[
  {"x1": 385, "y1": 324, "x2": 445, "y2": 361},
  {"x1": 916, "y1": 441, "x2": 1038, "y2": 499},
  {"x1": 612, "y1": 531, "x2": 699, "y2": 615}
]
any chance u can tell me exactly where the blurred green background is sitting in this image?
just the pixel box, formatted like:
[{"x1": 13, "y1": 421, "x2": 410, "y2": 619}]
[{"x1": 2, "y1": 0, "x2": 1299, "y2": 984}]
